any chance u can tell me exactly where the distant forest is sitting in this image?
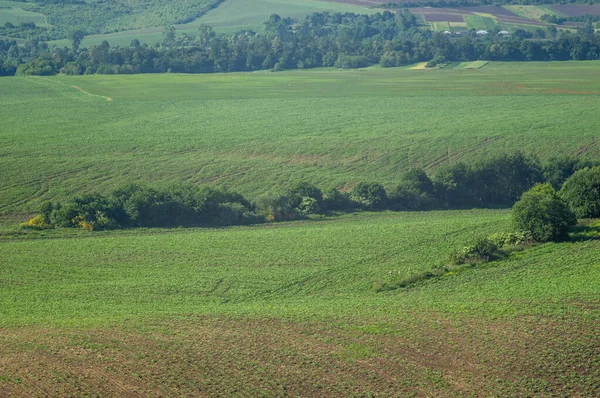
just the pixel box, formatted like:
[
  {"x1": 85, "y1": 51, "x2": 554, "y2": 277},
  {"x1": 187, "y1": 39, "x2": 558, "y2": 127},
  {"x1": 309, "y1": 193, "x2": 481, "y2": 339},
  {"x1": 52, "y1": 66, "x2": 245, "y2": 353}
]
[{"x1": 2, "y1": 10, "x2": 600, "y2": 76}]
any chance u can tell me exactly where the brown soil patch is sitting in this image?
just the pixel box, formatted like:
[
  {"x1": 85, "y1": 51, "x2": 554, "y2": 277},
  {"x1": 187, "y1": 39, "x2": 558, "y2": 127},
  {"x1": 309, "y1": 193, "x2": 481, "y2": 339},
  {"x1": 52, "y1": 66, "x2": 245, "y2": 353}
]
[{"x1": 1, "y1": 314, "x2": 599, "y2": 397}]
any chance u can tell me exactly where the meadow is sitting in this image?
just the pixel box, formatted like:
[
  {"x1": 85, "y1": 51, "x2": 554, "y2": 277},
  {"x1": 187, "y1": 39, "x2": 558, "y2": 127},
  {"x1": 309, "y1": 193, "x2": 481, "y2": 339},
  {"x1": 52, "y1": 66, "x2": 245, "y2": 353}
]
[{"x1": 1, "y1": 62, "x2": 600, "y2": 214}]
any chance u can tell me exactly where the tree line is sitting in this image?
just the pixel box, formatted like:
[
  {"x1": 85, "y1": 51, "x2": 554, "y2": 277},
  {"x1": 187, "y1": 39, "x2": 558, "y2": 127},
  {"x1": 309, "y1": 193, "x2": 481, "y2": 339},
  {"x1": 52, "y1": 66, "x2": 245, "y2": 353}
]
[
  {"x1": 21, "y1": 153, "x2": 600, "y2": 231},
  {"x1": 3, "y1": 11, "x2": 600, "y2": 77}
]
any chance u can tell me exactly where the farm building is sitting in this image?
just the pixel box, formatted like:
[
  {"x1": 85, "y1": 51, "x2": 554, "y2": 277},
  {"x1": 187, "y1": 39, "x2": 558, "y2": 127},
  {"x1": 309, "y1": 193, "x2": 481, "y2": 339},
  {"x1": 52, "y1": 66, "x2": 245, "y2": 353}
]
[
  {"x1": 498, "y1": 30, "x2": 510, "y2": 36},
  {"x1": 476, "y1": 30, "x2": 488, "y2": 36}
]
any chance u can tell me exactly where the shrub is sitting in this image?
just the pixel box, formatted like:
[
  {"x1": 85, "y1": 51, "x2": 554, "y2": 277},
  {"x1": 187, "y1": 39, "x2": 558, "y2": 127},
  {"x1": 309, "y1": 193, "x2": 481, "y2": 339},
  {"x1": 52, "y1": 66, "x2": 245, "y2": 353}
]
[
  {"x1": 254, "y1": 194, "x2": 297, "y2": 222},
  {"x1": 19, "y1": 214, "x2": 53, "y2": 230},
  {"x1": 512, "y1": 183, "x2": 577, "y2": 242},
  {"x1": 287, "y1": 182, "x2": 323, "y2": 214},
  {"x1": 388, "y1": 186, "x2": 435, "y2": 211},
  {"x1": 297, "y1": 196, "x2": 320, "y2": 215},
  {"x1": 322, "y1": 188, "x2": 355, "y2": 212},
  {"x1": 560, "y1": 166, "x2": 600, "y2": 219},
  {"x1": 447, "y1": 236, "x2": 499, "y2": 265},
  {"x1": 350, "y1": 182, "x2": 387, "y2": 209},
  {"x1": 488, "y1": 231, "x2": 533, "y2": 247}
]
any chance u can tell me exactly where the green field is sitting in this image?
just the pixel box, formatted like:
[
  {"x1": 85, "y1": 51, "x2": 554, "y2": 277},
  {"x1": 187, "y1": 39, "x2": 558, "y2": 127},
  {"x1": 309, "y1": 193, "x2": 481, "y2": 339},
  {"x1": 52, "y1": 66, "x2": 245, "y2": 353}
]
[
  {"x1": 0, "y1": 2, "x2": 48, "y2": 27},
  {"x1": 464, "y1": 15, "x2": 497, "y2": 30},
  {"x1": 2, "y1": 61, "x2": 600, "y2": 395},
  {"x1": 2, "y1": 208, "x2": 599, "y2": 395},
  {"x1": 504, "y1": 5, "x2": 567, "y2": 20},
  {"x1": 2, "y1": 62, "x2": 600, "y2": 214}
]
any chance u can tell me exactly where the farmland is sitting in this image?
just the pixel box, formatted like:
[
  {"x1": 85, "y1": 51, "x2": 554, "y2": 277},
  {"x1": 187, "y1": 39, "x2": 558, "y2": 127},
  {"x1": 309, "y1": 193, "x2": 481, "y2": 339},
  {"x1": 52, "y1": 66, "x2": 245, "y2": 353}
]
[
  {"x1": 2, "y1": 62, "x2": 600, "y2": 214},
  {"x1": 2, "y1": 60, "x2": 600, "y2": 396},
  {"x1": 2, "y1": 208, "x2": 600, "y2": 396}
]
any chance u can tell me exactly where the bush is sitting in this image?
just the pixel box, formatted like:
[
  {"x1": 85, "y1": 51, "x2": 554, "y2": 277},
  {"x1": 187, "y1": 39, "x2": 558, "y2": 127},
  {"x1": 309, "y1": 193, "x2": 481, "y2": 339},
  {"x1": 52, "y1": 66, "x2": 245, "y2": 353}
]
[
  {"x1": 287, "y1": 182, "x2": 323, "y2": 214},
  {"x1": 560, "y1": 166, "x2": 600, "y2": 219},
  {"x1": 254, "y1": 194, "x2": 297, "y2": 222},
  {"x1": 512, "y1": 183, "x2": 577, "y2": 242},
  {"x1": 19, "y1": 214, "x2": 53, "y2": 230},
  {"x1": 322, "y1": 188, "x2": 355, "y2": 212},
  {"x1": 447, "y1": 236, "x2": 499, "y2": 265},
  {"x1": 350, "y1": 182, "x2": 387, "y2": 209},
  {"x1": 488, "y1": 231, "x2": 533, "y2": 247},
  {"x1": 389, "y1": 186, "x2": 435, "y2": 211}
]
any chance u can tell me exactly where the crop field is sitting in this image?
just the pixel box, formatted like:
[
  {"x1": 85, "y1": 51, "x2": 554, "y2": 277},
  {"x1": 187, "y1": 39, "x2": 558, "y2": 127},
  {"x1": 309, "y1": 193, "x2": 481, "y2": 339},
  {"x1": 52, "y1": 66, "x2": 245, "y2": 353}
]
[
  {"x1": 0, "y1": 2, "x2": 48, "y2": 27},
  {"x1": 2, "y1": 62, "x2": 600, "y2": 214},
  {"x1": 196, "y1": 0, "x2": 374, "y2": 33},
  {"x1": 2, "y1": 207, "x2": 600, "y2": 396}
]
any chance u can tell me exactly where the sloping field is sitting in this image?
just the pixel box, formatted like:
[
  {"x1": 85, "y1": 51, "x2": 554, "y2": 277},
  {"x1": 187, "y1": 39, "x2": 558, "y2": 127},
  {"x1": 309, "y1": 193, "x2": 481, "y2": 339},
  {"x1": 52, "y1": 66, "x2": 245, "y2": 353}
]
[
  {"x1": 1, "y1": 210, "x2": 599, "y2": 396},
  {"x1": 2, "y1": 62, "x2": 600, "y2": 214},
  {"x1": 408, "y1": 5, "x2": 552, "y2": 28},
  {"x1": 0, "y1": 3, "x2": 48, "y2": 27},
  {"x1": 551, "y1": 4, "x2": 600, "y2": 16},
  {"x1": 196, "y1": 0, "x2": 374, "y2": 32}
]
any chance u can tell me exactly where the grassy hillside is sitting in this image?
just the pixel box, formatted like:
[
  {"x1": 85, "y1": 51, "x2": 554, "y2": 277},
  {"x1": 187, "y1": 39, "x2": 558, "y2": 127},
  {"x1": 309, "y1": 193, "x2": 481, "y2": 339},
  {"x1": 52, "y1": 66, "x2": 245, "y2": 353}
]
[
  {"x1": 2, "y1": 62, "x2": 600, "y2": 214},
  {"x1": 1, "y1": 210, "x2": 599, "y2": 396}
]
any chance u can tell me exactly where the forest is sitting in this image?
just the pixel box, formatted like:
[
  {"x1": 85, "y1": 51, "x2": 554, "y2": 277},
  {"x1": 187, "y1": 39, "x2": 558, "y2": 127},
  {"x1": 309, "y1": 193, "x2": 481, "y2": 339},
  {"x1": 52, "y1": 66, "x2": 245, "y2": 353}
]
[{"x1": 2, "y1": 11, "x2": 600, "y2": 76}]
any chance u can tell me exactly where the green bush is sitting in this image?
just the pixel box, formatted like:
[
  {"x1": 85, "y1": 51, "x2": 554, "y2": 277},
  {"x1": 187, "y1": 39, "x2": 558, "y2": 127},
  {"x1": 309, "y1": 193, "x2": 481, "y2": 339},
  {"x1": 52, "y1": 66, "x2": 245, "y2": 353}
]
[
  {"x1": 488, "y1": 231, "x2": 533, "y2": 247},
  {"x1": 447, "y1": 236, "x2": 499, "y2": 265},
  {"x1": 350, "y1": 182, "x2": 387, "y2": 209},
  {"x1": 560, "y1": 166, "x2": 600, "y2": 219},
  {"x1": 512, "y1": 183, "x2": 577, "y2": 242}
]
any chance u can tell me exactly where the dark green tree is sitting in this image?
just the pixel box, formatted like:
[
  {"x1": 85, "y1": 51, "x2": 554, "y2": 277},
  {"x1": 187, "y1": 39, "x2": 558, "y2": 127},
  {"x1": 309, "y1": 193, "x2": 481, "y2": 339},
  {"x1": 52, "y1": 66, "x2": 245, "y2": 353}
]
[
  {"x1": 512, "y1": 183, "x2": 576, "y2": 242},
  {"x1": 560, "y1": 166, "x2": 600, "y2": 219}
]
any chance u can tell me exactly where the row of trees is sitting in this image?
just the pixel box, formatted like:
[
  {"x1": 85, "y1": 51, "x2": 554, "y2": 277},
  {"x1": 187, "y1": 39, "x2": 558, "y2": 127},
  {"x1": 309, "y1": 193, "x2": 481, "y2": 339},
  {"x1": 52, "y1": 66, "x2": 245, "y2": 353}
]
[
  {"x1": 5, "y1": 11, "x2": 600, "y2": 76},
  {"x1": 22, "y1": 153, "x2": 600, "y2": 231}
]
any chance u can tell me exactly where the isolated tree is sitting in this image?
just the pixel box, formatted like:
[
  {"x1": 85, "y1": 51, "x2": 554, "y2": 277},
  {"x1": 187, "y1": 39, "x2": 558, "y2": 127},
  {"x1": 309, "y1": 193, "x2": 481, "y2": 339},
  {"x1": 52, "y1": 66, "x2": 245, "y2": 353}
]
[
  {"x1": 512, "y1": 183, "x2": 576, "y2": 242},
  {"x1": 560, "y1": 166, "x2": 600, "y2": 219}
]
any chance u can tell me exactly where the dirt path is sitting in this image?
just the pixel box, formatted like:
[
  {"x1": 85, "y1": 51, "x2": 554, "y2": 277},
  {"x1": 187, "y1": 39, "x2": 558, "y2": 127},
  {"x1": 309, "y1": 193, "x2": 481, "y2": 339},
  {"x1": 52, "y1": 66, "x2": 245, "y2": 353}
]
[
  {"x1": 30, "y1": 76, "x2": 113, "y2": 101},
  {"x1": 72, "y1": 85, "x2": 112, "y2": 101}
]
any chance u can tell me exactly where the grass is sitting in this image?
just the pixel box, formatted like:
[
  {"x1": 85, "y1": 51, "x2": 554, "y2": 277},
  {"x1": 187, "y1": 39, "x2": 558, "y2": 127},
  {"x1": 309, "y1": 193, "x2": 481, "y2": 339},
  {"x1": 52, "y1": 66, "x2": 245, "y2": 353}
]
[
  {"x1": 3, "y1": 62, "x2": 600, "y2": 214},
  {"x1": 1, "y1": 209, "x2": 599, "y2": 395},
  {"x1": 457, "y1": 60, "x2": 489, "y2": 69},
  {"x1": 0, "y1": 4, "x2": 48, "y2": 27},
  {"x1": 2, "y1": 60, "x2": 600, "y2": 395},
  {"x1": 464, "y1": 15, "x2": 497, "y2": 30},
  {"x1": 431, "y1": 21, "x2": 451, "y2": 32},
  {"x1": 504, "y1": 5, "x2": 566, "y2": 20}
]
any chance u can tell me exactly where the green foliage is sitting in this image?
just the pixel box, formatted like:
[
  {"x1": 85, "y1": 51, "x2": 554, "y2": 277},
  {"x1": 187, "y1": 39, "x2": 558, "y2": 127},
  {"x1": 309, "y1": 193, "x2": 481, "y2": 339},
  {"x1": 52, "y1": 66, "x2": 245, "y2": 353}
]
[
  {"x1": 447, "y1": 236, "x2": 500, "y2": 265},
  {"x1": 287, "y1": 181, "x2": 323, "y2": 212},
  {"x1": 334, "y1": 55, "x2": 370, "y2": 70},
  {"x1": 254, "y1": 194, "x2": 296, "y2": 222},
  {"x1": 350, "y1": 182, "x2": 387, "y2": 210},
  {"x1": 2, "y1": 65, "x2": 600, "y2": 214},
  {"x1": 560, "y1": 166, "x2": 600, "y2": 219},
  {"x1": 322, "y1": 188, "x2": 355, "y2": 212},
  {"x1": 488, "y1": 231, "x2": 533, "y2": 247},
  {"x1": 512, "y1": 183, "x2": 577, "y2": 242}
]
